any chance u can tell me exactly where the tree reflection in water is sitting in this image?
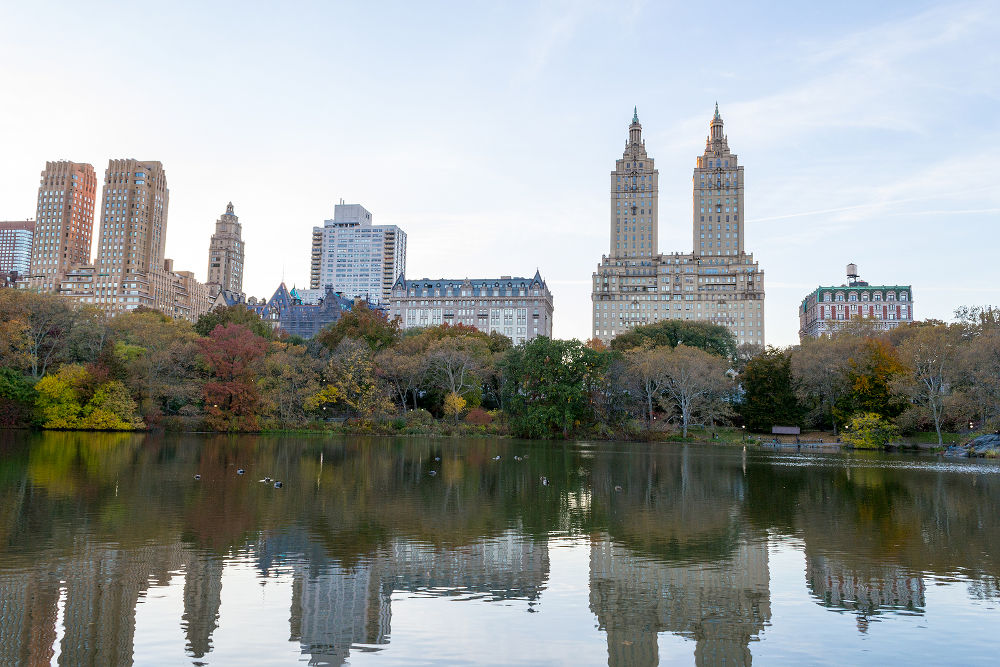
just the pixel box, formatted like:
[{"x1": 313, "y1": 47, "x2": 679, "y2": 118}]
[{"x1": 0, "y1": 432, "x2": 997, "y2": 665}]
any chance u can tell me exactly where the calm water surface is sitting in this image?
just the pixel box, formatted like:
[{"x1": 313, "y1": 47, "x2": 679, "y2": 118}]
[{"x1": 1, "y1": 432, "x2": 998, "y2": 666}]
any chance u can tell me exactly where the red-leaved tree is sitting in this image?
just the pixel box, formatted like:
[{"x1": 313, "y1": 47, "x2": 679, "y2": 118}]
[{"x1": 199, "y1": 324, "x2": 268, "y2": 431}]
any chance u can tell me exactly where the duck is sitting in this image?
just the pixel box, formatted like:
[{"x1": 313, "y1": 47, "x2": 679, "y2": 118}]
[
  {"x1": 540, "y1": 476, "x2": 549, "y2": 486},
  {"x1": 259, "y1": 477, "x2": 272, "y2": 483},
  {"x1": 614, "y1": 485, "x2": 623, "y2": 492},
  {"x1": 273, "y1": 481, "x2": 283, "y2": 489},
  {"x1": 514, "y1": 456, "x2": 522, "y2": 462},
  {"x1": 493, "y1": 455, "x2": 502, "y2": 461},
  {"x1": 237, "y1": 468, "x2": 245, "y2": 475},
  {"x1": 194, "y1": 474, "x2": 201, "y2": 481},
  {"x1": 434, "y1": 456, "x2": 441, "y2": 462},
  {"x1": 428, "y1": 470, "x2": 437, "y2": 476}
]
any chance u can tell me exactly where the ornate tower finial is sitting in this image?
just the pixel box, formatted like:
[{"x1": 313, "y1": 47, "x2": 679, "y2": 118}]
[
  {"x1": 226, "y1": 201, "x2": 234, "y2": 215},
  {"x1": 714, "y1": 102, "x2": 720, "y2": 120},
  {"x1": 632, "y1": 106, "x2": 639, "y2": 124}
]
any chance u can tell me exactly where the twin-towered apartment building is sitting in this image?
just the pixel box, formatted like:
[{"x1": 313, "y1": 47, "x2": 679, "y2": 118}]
[{"x1": 592, "y1": 105, "x2": 765, "y2": 347}]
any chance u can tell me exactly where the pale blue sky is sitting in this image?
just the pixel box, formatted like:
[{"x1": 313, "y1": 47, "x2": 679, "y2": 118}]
[{"x1": 1, "y1": 1, "x2": 997, "y2": 344}]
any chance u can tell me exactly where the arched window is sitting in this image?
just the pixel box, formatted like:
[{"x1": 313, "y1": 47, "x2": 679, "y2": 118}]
[
  {"x1": 835, "y1": 292, "x2": 845, "y2": 302},
  {"x1": 887, "y1": 292, "x2": 896, "y2": 301},
  {"x1": 900, "y1": 292, "x2": 908, "y2": 301}
]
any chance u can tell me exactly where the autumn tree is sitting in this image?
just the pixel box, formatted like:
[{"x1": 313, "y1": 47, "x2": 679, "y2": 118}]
[
  {"x1": 790, "y1": 335, "x2": 854, "y2": 433},
  {"x1": 424, "y1": 335, "x2": 486, "y2": 400},
  {"x1": 374, "y1": 336, "x2": 427, "y2": 412},
  {"x1": 840, "y1": 338, "x2": 908, "y2": 421},
  {"x1": 894, "y1": 324, "x2": 961, "y2": 446},
  {"x1": 316, "y1": 301, "x2": 399, "y2": 352},
  {"x1": 0, "y1": 289, "x2": 79, "y2": 379},
  {"x1": 110, "y1": 310, "x2": 200, "y2": 420},
  {"x1": 626, "y1": 346, "x2": 670, "y2": 427},
  {"x1": 198, "y1": 324, "x2": 269, "y2": 431},
  {"x1": 442, "y1": 392, "x2": 467, "y2": 423},
  {"x1": 258, "y1": 341, "x2": 322, "y2": 427},
  {"x1": 660, "y1": 345, "x2": 731, "y2": 438},
  {"x1": 309, "y1": 337, "x2": 392, "y2": 419}
]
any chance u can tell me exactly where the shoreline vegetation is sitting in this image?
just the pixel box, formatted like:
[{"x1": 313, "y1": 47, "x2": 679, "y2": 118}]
[{"x1": 1, "y1": 290, "x2": 998, "y2": 451}]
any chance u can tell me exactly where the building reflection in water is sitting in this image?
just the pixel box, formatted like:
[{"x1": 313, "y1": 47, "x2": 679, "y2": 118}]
[
  {"x1": 805, "y1": 554, "x2": 925, "y2": 632},
  {"x1": 590, "y1": 536, "x2": 770, "y2": 667}
]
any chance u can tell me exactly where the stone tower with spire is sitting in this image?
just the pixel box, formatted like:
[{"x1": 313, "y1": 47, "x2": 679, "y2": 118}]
[
  {"x1": 206, "y1": 201, "x2": 245, "y2": 298},
  {"x1": 693, "y1": 102, "x2": 745, "y2": 257},
  {"x1": 591, "y1": 105, "x2": 765, "y2": 348},
  {"x1": 610, "y1": 107, "x2": 659, "y2": 260}
]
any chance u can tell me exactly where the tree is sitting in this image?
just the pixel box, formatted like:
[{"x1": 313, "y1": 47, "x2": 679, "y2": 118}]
[
  {"x1": 194, "y1": 305, "x2": 274, "y2": 339},
  {"x1": 374, "y1": 337, "x2": 427, "y2": 412},
  {"x1": 501, "y1": 337, "x2": 604, "y2": 438},
  {"x1": 0, "y1": 289, "x2": 79, "y2": 379},
  {"x1": 791, "y1": 335, "x2": 854, "y2": 434},
  {"x1": 198, "y1": 324, "x2": 269, "y2": 431},
  {"x1": 258, "y1": 341, "x2": 322, "y2": 427},
  {"x1": 841, "y1": 338, "x2": 908, "y2": 421},
  {"x1": 442, "y1": 392, "x2": 467, "y2": 423},
  {"x1": 660, "y1": 345, "x2": 731, "y2": 438},
  {"x1": 0, "y1": 367, "x2": 36, "y2": 427},
  {"x1": 843, "y1": 412, "x2": 899, "y2": 450},
  {"x1": 80, "y1": 380, "x2": 144, "y2": 430},
  {"x1": 316, "y1": 301, "x2": 399, "y2": 352},
  {"x1": 424, "y1": 336, "x2": 485, "y2": 399},
  {"x1": 34, "y1": 364, "x2": 89, "y2": 428},
  {"x1": 739, "y1": 348, "x2": 802, "y2": 432},
  {"x1": 110, "y1": 310, "x2": 200, "y2": 420},
  {"x1": 609, "y1": 319, "x2": 736, "y2": 359},
  {"x1": 310, "y1": 337, "x2": 392, "y2": 419},
  {"x1": 626, "y1": 346, "x2": 670, "y2": 427},
  {"x1": 894, "y1": 324, "x2": 960, "y2": 446}
]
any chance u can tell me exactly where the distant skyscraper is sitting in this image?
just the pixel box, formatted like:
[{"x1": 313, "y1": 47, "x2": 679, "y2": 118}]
[
  {"x1": 58, "y1": 159, "x2": 212, "y2": 320},
  {"x1": 27, "y1": 161, "x2": 97, "y2": 292},
  {"x1": 0, "y1": 221, "x2": 35, "y2": 278},
  {"x1": 206, "y1": 202, "x2": 245, "y2": 297},
  {"x1": 310, "y1": 201, "x2": 406, "y2": 304},
  {"x1": 592, "y1": 106, "x2": 766, "y2": 346}
]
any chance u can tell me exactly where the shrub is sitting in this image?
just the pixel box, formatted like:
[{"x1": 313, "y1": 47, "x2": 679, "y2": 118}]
[
  {"x1": 406, "y1": 408, "x2": 434, "y2": 426},
  {"x1": 843, "y1": 412, "x2": 899, "y2": 450},
  {"x1": 465, "y1": 407, "x2": 492, "y2": 425}
]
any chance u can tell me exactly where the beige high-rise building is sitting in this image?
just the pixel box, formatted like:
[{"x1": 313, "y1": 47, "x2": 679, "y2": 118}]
[
  {"x1": 592, "y1": 106, "x2": 765, "y2": 346},
  {"x1": 58, "y1": 159, "x2": 212, "y2": 320},
  {"x1": 26, "y1": 161, "x2": 97, "y2": 292},
  {"x1": 206, "y1": 202, "x2": 245, "y2": 297}
]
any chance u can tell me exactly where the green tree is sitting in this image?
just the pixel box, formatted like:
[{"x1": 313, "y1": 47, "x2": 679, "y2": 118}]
[
  {"x1": 609, "y1": 319, "x2": 736, "y2": 358},
  {"x1": 258, "y1": 341, "x2": 322, "y2": 428},
  {"x1": 739, "y1": 347, "x2": 802, "y2": 432},
  {"x1": 316, "y1": 301, "x2": 399, "y2": 352},
  {"x1": 310, "y1": 338, "x2": 392, "y2": 419},
  {"x1": 0, "y1": 367, "x2": 37, "y2": 427},
  {"x1": 839, "y1": 338, "x2": 908, "y2": 422},
  {"x1": 501, "y1": 337, "x2": 604, "y2": 438},
  {"x1": 194, "y1": 304, "x2": 274, "y2": 339}
]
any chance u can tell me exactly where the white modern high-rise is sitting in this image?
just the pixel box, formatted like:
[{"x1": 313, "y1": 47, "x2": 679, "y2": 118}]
[
  {"x1": 0, "y1": 221, "x2": 35, "y2": 277},
  {"x1": 309, "y1": 201, "x2": 406, "y2": 305}
]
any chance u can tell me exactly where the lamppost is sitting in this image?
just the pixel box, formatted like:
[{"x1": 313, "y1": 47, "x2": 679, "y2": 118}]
[{"x1": 741, "y1": 424, "x2": 746, "y2": 443}]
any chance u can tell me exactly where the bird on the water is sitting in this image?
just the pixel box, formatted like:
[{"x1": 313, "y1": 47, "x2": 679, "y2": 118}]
[
  {"x1": 237, "y1": 468, "x2": 245, "y2": 475},
  {"x1": 273, "y1": 481, "x2": 283, "y2": 489},
  {"x1": 194, "y1": 474, "x2": 201, "y2": 481}
]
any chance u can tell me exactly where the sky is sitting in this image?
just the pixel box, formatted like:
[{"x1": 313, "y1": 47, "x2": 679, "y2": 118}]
[{"x1": 0, "y1": 0, "x2": 997, "y2": 346}]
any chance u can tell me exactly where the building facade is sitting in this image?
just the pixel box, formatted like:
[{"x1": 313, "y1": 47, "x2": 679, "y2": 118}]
[
  {"x1": 592, "y1": 106, "x2": 765, "y2": 346},
  {"x1": 206, "y1": 202, "x2": 245, "y2": 298},
  {"x1": 799, "y1": 265, "x2": 913, "y2": 339},
  {"x1": 26, "y1": 161, "x2": 97, "y2": 292},
  {"x1": 247, "y1": 283, "x2": 355, "y2": 339},
  {"x1": 310, "y1": 201, "x2": 406, "y2": 305},
  {"x1": 388, "y1": 271, "x2": 553, "y2": 345},
  {"x1": 0, "y1": 221, "x2": 35, "y2": 278},
  {"x1": 56, "y1": 159, "x2": 212, "y2": 320}
]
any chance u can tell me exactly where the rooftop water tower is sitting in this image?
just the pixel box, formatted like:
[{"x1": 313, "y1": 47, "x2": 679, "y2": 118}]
[{"x1": 847, "y1": 263, "x2": 859, "y2": 286}]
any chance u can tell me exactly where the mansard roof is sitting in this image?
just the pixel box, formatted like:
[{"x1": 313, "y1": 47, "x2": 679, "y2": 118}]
[{"x1": 391, "y1": 272, "x2": 548, "y2": 293}]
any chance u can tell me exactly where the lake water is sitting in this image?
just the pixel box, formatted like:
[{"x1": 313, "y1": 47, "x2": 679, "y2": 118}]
[{"x1": 0, "y1": 432, "x2": 998, "y2": 666}]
